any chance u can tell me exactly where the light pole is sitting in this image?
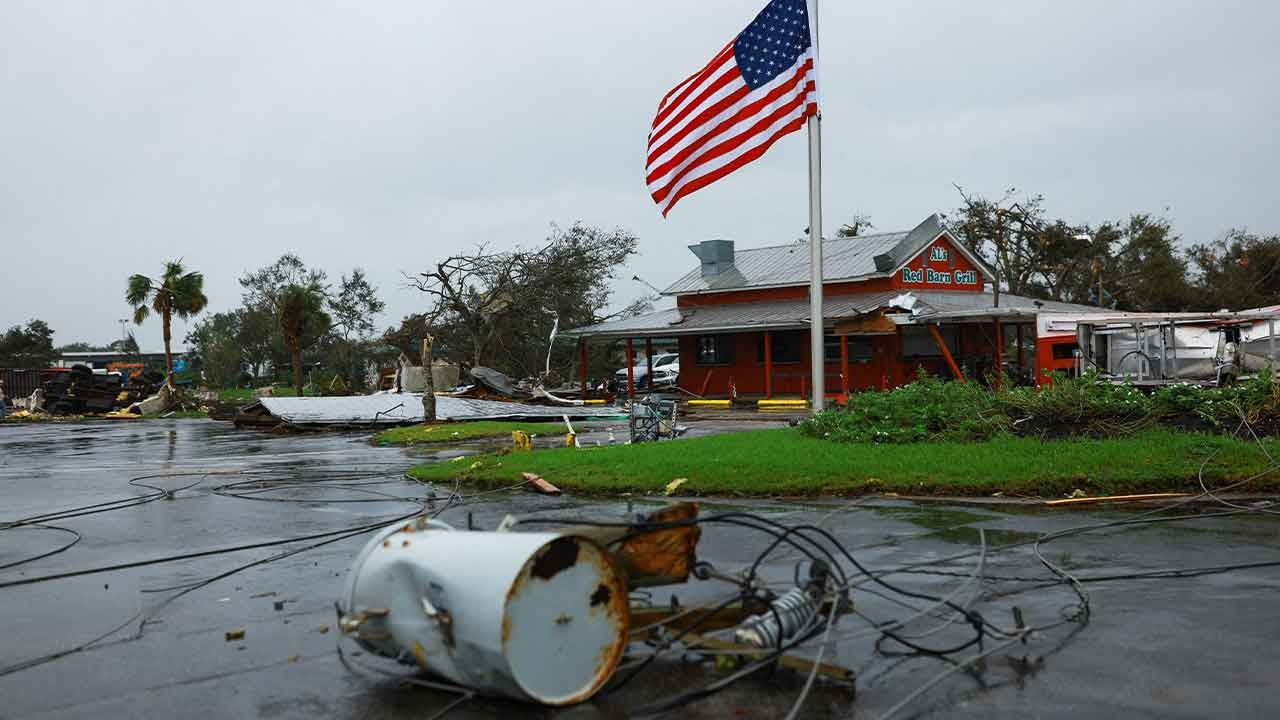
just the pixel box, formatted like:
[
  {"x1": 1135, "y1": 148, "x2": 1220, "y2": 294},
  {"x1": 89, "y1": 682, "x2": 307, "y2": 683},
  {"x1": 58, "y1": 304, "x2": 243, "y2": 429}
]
[{"x1": 1074, "y1": 232, "x2": 1103, "y2": 307}]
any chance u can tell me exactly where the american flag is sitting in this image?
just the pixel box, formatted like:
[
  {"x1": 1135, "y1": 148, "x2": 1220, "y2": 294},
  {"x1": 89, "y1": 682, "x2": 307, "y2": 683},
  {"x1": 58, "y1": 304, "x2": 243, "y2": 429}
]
[{"x1": 646, "y1": 0, "x2": 818, "y2": 216}]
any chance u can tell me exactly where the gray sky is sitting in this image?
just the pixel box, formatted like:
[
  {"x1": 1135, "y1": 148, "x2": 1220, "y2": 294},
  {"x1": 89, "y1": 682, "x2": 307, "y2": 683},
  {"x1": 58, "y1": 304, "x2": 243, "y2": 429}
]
[{"x1": 3, "y1": 0, "x2": 1277, "y2": 352}]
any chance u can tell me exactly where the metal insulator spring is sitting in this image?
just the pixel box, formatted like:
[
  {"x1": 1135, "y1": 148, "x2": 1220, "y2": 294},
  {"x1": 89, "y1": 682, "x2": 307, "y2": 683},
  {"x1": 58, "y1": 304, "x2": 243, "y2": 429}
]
[{"x1": 734, "y1": 587, "x2": 818, "y2": 648}]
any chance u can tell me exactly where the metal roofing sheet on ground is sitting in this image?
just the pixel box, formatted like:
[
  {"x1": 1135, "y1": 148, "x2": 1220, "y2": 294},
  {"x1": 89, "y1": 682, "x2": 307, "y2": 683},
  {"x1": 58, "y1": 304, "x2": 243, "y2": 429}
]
[{"x1": 256, "y1": 394, "x2": 624, "y2": 426}]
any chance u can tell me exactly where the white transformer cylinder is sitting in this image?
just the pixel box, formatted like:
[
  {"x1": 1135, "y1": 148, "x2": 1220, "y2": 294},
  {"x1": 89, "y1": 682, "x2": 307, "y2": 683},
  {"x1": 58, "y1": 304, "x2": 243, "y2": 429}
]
[{"x1": 340, "y1": 521, "x2": 630, "y2": 706}]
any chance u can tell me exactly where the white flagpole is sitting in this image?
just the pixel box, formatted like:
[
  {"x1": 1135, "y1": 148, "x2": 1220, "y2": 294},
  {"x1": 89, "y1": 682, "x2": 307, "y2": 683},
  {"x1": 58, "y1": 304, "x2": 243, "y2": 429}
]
[{"x1": 807, "y1": 0, "x2": 824, "y2": 411}]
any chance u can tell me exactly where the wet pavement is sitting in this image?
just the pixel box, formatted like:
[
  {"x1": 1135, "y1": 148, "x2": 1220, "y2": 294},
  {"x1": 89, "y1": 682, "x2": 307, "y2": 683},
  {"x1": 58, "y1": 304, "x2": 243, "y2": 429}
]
[{"x1": 2, "y1": 419, "x2": 1279, "y2": 719}]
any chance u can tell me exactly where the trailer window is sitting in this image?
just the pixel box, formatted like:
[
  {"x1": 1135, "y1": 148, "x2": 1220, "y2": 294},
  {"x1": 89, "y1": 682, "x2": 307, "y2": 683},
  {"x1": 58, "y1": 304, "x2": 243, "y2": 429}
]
[{"x1": 1051, "y1": 342, "x2": 1078, "y2": 360}]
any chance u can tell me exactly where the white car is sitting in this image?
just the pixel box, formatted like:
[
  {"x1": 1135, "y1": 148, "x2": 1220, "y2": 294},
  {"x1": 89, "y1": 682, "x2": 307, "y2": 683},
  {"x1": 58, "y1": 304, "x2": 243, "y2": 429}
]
[{"x1": 615, "y1": 352, "x2": 679, "y2": 390}]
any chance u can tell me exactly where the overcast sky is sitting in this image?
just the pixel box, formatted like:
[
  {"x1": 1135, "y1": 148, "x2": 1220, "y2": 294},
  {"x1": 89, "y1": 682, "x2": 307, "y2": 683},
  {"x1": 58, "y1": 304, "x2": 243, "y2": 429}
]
[{"x1": 3, "y1": 0, "x2": 1277, "y2": 352}]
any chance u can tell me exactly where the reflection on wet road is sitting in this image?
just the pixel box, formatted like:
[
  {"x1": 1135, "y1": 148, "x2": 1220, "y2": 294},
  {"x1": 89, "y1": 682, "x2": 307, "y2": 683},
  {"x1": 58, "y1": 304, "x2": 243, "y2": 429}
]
[{"x1": 2, "y1": 419, "x2": 1279, "y2": 719}]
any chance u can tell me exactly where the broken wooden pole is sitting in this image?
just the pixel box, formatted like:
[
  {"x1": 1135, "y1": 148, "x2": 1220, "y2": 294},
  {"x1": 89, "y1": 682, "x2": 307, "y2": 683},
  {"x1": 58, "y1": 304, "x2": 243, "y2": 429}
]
[
  {"x1": 928, "y1": 324, "x2": 965, "y2": 382},
  {"x1": 421, "y1": 335, "x2": 436, "y2": 423}
]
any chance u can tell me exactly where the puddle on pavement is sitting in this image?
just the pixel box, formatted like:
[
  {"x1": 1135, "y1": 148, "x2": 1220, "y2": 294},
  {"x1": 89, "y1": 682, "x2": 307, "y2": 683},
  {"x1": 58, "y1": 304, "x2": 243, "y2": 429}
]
[{"x1": 869, "y1": 505, "x2": 1039, "y2": 545}]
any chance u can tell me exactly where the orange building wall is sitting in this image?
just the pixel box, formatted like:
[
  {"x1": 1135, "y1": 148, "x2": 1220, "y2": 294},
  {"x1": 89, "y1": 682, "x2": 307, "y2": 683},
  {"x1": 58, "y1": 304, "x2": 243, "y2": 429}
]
[
  {"x1": 665, "y1": 232, "x2": 1001, "y2": 396},
  {"x1": 678, "y1": 330, "x2": 970, "y2": 398}
]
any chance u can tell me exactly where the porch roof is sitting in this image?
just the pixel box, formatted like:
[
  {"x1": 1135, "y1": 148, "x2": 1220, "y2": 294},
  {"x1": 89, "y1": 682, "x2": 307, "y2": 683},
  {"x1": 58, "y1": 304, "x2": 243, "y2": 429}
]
[{"x1": 565, "y1": 291, "x2": 1099, "y2": 339}]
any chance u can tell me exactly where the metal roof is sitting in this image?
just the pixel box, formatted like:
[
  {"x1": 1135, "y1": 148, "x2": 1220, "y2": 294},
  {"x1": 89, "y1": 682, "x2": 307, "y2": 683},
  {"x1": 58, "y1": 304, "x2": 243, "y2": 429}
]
[
  {"x1": 913, "y1": 293, "x2": 1097, "y2": 319},
  {"x1": 252, "y1": 395, "x2": 625, "y2": 426},
  {"x1": 662, "y1": 214, "x2": 994, "y2": 296},
  {"x1": 565, "y1": 290, "x2": 1100, "y2": 338}
]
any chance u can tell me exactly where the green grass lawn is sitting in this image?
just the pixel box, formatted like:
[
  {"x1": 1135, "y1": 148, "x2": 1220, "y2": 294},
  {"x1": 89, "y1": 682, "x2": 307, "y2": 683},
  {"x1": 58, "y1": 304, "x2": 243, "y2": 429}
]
[
  {"x1": 407, "y1": 427, "x2": 1280, "y2": 497},
  {"x1": 375, "y1": 420, "x2": 569, "y2": 446}
]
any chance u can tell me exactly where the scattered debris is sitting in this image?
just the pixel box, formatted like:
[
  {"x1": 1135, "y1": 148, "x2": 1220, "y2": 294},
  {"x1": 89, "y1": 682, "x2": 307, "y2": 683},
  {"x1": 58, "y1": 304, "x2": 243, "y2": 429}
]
[
  {"x1": 250, "y1": 591, "x2": 277, "y2": 598},
  {"x1": 1045, "y1": 492, "x2": 1192, "y2": 507},
  {"x1": 664, "y1": 477, "x2": 689, "y2": 496},
  {"x1": 630, "y1": 396, "x2": 686, "y2": 443},
  {"x1": 316, "y1": 624, "x2": 330, "y2": 634},
  {"x1": 521, "y1": 472, "x2": 561, "y2": 495},
  {"x1": 512, "y1": 430, "x2": 532, "y2": 451},
  {"x1": 224, "y1": 628, "x2": 246, "y2": 642},
  {"x1": 274, "y1": 600, "x2": 286, "y2": 611},
  {"x1": 465, "y1": 366, "x2": 525, "y2": 400}
]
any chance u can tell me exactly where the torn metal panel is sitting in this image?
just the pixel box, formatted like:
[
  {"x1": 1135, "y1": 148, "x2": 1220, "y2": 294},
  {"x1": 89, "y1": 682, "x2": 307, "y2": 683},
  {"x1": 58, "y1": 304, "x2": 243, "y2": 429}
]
[
  {"x1": 1078, "y1": 314, "x2": 1280, "y2": 383},
  {"x1": 568, "y1": 502, "x2": 702, "y2": 589},
  {"x1": 241, "y1": 394, "x2": 624, "y2": 427},
  {"x1": 340, "y1": 524, "x2": 629, "y2": 706}
]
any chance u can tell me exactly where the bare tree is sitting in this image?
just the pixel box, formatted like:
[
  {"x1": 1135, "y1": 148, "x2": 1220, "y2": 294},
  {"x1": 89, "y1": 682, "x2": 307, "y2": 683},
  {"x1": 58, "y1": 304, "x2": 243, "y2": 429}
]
[
  {"x1": 947, "y1": 185, "x2": 1049, "y2": 304},
  {"x1": 407, "y1": 246, "x2": 525, "y2": 368},
  {"x1": 406, "y1": 223, "x2": 642, "y2": 378}
]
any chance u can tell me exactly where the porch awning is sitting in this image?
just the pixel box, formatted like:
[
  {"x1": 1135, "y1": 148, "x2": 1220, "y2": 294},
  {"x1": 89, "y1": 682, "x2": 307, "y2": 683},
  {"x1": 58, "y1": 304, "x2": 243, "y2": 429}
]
[{"x1": 565, "y1": 290, "x2": 1100, "y2": 339}]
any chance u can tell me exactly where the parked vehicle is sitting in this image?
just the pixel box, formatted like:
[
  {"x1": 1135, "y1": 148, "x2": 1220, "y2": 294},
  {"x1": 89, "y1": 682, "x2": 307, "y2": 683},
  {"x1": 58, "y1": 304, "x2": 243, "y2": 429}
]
[{"x1": 614, "y1": 353, "x2": 679, "y2": 390}]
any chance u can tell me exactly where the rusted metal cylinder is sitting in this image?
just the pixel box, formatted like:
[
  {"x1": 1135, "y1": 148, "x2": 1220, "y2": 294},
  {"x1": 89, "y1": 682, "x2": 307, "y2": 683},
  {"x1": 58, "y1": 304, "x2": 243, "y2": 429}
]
[{"x1": 340, "y1": 522, "x2": 629, "y2": 706}]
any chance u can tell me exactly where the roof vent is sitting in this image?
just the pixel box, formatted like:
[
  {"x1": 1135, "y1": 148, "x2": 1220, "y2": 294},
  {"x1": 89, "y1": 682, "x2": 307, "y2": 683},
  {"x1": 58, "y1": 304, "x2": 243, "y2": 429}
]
[{"x1": 689, "y1": 239, "x2": 735, "y2": 277}]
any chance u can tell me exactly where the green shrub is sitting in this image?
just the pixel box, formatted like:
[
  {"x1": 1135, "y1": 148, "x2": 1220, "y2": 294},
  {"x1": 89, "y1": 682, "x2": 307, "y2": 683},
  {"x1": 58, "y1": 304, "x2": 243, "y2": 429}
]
[
  {"x1": 802, "y1": 367, "x2": 1280, "y2": 444},
  {"x1": 801, "y1": 371, "x2": 1007, "y2": 443}
]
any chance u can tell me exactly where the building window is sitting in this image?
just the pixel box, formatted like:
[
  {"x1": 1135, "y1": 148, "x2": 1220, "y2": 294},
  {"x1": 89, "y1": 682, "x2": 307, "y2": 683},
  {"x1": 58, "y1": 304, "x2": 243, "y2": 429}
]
[
  {"x1": 824, "y1": 335, "x2": 875, "y2": 363},
  {"x1": 901, "y1": 326, "x2": 958, "y2": 358},
  {"x1": 755, "y1": 330, "x2": 805, "y2": 364},
  {"x1": 696, "y1": 334, "x2": 735, "y2": 365}
]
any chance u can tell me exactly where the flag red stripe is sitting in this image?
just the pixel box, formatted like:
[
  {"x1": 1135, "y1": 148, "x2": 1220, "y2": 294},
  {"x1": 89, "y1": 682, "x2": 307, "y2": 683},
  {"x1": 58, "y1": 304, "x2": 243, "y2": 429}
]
[
  {"x1": 660, "y1": 103, "x2": 815, "y2": 216},
  {"x1": 646, "y1": 83, "x2": 751, "y2": 169},
  {"x1": 652, "y1": 42, "x2": 736, "y2": 132},
  {"x1": 650, "y1": 84, "x2": 815, "y2": 204},
  {"x1": 650, "y1": 63, "x2": 743, "y2": 149},
  {"x1": 647, "y1": 58, "x2": 814, "y2": 179}
]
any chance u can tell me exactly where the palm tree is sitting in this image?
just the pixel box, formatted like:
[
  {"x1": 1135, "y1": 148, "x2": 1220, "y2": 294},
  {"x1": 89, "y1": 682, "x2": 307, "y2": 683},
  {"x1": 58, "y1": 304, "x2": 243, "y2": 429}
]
[
  {"x1": 126, "y1": 260, "x2": 208, "y2": 386},
  {"x1": 278, "y1": 284, "x2": 331, "y2": 397}
]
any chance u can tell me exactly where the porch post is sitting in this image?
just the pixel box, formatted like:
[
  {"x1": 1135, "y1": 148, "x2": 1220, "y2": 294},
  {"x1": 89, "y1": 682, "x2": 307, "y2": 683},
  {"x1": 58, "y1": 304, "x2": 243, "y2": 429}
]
[
  {"x1": 764, "y1": 331, "x2": 774, "y2": 399},
  {"x1": 840, "y1": 335, "x2": 849, "y2": 397},
  {"x1": 578, "y1": 337, "x2": 588, "y2": 395},
  {"x1": 625, "y1": 338, "x2": 635, "y2": 398},
  {"x1": 992, "y1": 319, "x2": 1003, "y2": 388},
  {"x1": 645, "y1": 338, "x2": 654, "y2": 390},
  {"x1": 928, "y1": 324, "x2": 965, "y2": 383}
]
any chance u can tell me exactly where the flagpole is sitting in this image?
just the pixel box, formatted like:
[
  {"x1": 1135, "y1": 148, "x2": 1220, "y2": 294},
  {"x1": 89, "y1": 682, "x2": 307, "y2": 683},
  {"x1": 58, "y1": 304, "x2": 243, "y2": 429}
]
[
  {"x1": 807, "y1": 0, "x2": 824, "y2": 412},
  {"x1": 807, "y1": 115, "x2": 824, "y2": 412}
]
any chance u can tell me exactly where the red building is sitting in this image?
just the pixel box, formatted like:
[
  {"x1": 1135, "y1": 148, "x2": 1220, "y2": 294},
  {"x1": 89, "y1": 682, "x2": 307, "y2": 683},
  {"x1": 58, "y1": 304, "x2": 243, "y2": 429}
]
[{"x1": 566, "y1": 215, "x2": 1097, "y2": 400}]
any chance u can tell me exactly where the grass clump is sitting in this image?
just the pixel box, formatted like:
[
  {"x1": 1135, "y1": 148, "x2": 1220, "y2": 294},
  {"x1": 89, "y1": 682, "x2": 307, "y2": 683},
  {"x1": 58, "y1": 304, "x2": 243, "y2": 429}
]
[
  {"x1": 407, "y1": 426, "x2": 1280, "y2": 497},
  {"x1": 375, "y1": 420, "x2": 565, "y2": 446}
]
